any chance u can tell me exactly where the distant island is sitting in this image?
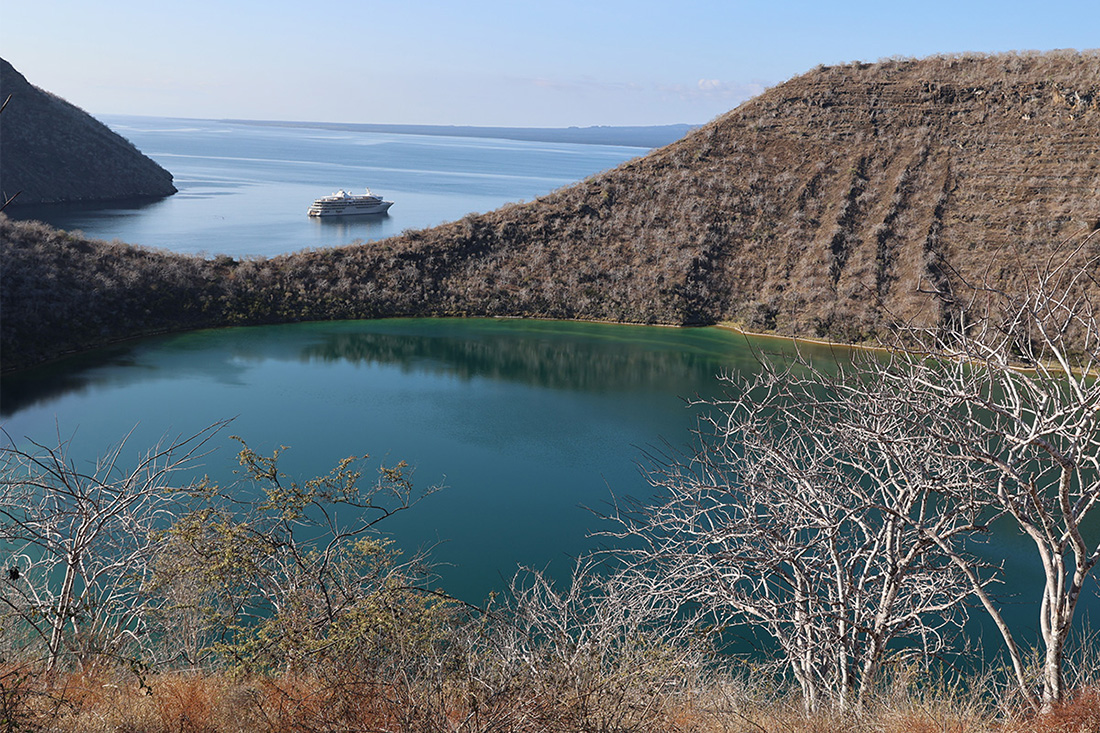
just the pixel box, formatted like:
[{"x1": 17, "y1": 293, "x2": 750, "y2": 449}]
[
  {"x1": 218, "y1": 119, "x2": 697, "y2": 149},
  {"x1": 0, "y1": 58, "x2": 176, "y2": 207},
  {"x1": 3, "y1": 51, "x2": 1098, "y2": 371}
]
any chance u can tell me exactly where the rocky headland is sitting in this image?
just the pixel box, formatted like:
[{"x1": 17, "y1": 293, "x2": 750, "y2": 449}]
[{"x1": 0, "y1": 58, "x2": 176, "y2": 207}]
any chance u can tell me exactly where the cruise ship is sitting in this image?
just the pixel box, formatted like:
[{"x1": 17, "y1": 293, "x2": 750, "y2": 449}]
[{"x1": 307, "y1": 188, "x2": 393, "y2": 217}]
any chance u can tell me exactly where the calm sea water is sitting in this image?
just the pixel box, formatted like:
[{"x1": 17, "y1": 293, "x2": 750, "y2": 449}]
[{"x1": 9, "y1": 116, "x2": 645, "y2": 258}]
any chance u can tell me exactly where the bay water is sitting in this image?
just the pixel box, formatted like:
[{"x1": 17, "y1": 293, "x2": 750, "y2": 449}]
[{"x1": 9, "y1": 116, "x2": 645, "y2": 258}]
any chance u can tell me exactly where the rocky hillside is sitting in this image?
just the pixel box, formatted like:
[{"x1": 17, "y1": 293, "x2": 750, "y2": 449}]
[
  {"x1": 0, "y1": 58, "x2": 176, "y2": 206},
  {"x1": 2, "y1": 52, "x2": 1098, "y2": 371},
  {"x1": 358, "y1": 51, "x2": 1098, "y2": 341}
]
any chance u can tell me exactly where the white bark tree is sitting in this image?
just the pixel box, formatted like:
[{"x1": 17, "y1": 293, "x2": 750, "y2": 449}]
[
  {"x1": 609, "y1": 230, "x2": 1099, "y2": 711},
  {"x1": 605, "y1": 361, "x2": 987, "y2": 711},
  {"x1": 853, "y1": 233, "x2": 1100, "y2": 709},
  {"x1": 0, "y1": 424, "x2": 223, "y2": 671},
  {"x1": 471, "y1": 560, "x2": 708, "y2": 730}
]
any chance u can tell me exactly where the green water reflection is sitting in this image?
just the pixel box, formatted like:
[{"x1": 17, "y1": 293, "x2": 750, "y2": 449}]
[
  {"x1": 5, "y1": 319, "x2": 829, "y2": 604},
  {"x1": 0, "y1": 319, "x2": 1065, "y2": 656}
]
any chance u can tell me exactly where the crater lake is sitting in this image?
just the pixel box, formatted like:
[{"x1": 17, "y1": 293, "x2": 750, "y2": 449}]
[{"x1": 1, "y1": 118, "x2": 1078, "y2": 656}]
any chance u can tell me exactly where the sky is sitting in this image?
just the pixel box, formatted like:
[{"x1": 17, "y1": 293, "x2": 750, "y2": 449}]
[{"x1": 2, "y1": 0, "x2": 1097, "y2": 128}]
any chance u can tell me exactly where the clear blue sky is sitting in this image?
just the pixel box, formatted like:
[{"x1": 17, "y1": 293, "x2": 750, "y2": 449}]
[{"x1": 2, "y1": 0, "x2": 1097, "y2": 127}]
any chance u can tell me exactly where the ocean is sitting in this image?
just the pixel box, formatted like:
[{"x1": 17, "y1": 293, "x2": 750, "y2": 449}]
[{"x1": 8, "y1": 115, "x2": 647, "y2": 258}]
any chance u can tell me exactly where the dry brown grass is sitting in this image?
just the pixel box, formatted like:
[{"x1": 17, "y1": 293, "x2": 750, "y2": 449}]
[
  {"x1": 999, "y1": 687, "x2": 1100, "y2": 733},
  {"x1": 9, "y1": 665, "x2": 1100, "y2": 733},
  {"x1": 13, "y1": 671, "x2": 248, "y2": 733}
]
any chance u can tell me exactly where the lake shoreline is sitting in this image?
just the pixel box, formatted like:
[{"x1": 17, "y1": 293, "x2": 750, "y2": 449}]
[
  {"x1": 0, "y1": 206, "x2": 873, "y2": 377},
  {"x1": 2, "y1": 306, "x2": 875, "y2": 377}
]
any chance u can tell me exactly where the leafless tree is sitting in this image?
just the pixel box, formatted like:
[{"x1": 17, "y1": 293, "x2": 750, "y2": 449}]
[
  {"x1": 0, "y1": 423, "x2": 224, "y2": 672},
  {"x1": 607, "y1": 230, "x2": 1099, "y2": 712},
  {"x1": 856, "y1": 230, "x2": 1100, "y2": 710},
  {"x1": 604, "y1": 355, "x2": 989, "y2": 712},
  {"x1": 458, "y1": 559, "x2": 708, "y2": 730}
]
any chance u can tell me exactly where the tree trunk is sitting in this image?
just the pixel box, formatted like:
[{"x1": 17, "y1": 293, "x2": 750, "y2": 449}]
[
  {"x1": 48, "y1": 557, "x2": 78, "y2": 672},
  {"x1": 1042, "y1": 627, "x2": 1065, "y2": 709}
]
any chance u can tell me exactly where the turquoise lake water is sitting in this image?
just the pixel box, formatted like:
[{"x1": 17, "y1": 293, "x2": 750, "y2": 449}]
[{"x1": 1, "y1": 318, "x2": 821, "y2": 603}]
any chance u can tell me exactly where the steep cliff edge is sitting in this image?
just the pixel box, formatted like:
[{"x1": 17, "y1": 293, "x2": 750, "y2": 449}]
[{"x1": 0, "y1": 58, "x2": 176, "y2": 206}]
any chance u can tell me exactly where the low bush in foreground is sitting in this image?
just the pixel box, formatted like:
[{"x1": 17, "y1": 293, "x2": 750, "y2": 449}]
[{"x1": 8, "y1": 425, "x2": 1094, "y2": 732}]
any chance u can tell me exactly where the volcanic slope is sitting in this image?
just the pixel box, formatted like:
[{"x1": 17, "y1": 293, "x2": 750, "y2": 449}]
[
  {"x1": 2, "y1": 52, "x2": 1099, "y2": 371},
  {"x1": 326, "y1": 51, "x2": 1097, "y2": 341},
  {"x1": 0, "y1": 57, "x2": 176, "y2": 206}
]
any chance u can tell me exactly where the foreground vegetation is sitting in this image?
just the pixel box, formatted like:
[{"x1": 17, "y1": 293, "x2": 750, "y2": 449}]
[
  {"x1": 6, "y1": 664, "x2": 1100, "y2": 732},
  {"x1": 3, "y1": 433, "x2": 1100, "y2": 733},
  {"x1": 4, "y1": 244, "x2": 1099, "y2": 730}
]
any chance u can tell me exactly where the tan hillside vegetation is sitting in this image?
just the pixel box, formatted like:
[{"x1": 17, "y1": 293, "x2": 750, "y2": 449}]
[
  {"x1": 2, "y1": 51, "x2": 1098, "y2": 371},
  {"x1": 387, "y1": 50, "x2": 1100, "y2": 341}
]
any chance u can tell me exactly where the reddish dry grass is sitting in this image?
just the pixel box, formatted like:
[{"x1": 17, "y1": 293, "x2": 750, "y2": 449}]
[
  {"x1": 149, "y1": 674, "x2": 228, "y2": 733},
  {"x1": 998, "y1": 686, "x2": 1100, "y2": 733},
  {"x1": 8, "y1": 668, "x2": 1100, "y2": 733}
]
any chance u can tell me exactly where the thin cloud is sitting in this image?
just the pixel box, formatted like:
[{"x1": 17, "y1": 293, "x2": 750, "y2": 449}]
[
  {"x1": 521, "y1": 75, "x2": 766, "y2": 103},
  {"x1": 528, "y1": 76, "x2": 645, "y2": 94},
  {"x1": 498, "y1": 74, "x2": 768, "y2": 124},
  {"x1": 660, "y1": 79, "x2": 768, "y2": 101}
]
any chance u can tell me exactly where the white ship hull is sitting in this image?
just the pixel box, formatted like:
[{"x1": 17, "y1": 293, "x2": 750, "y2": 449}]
[{"x1": 307, "y1": 189, "x2": 394, "y2": 217}]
